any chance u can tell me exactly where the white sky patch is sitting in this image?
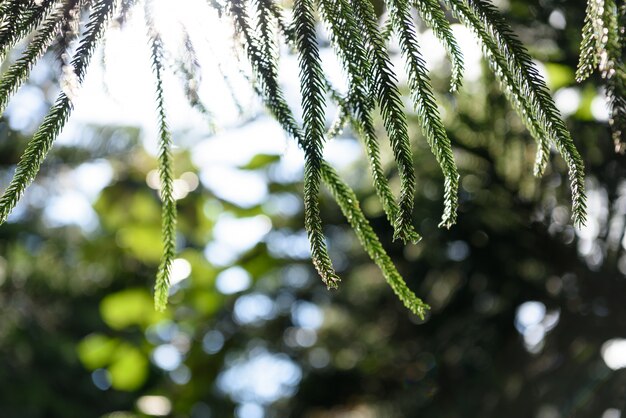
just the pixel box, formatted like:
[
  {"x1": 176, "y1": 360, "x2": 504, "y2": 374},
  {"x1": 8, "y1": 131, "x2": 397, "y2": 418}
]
[
  {"x1": 549, "y1": 10, "x2": 567, "y2": 30},
  {"x1": 602, "y1": 409, "x2": 621, "y2": 418},
  {"x1": 4, "y1": 85, "x2": 47, "y2": 133},
  {"x1": 236, "y1": 403, "x2": 265, "y2": 418},
  {"x1": 72, "y1": 160, "x2": 114, "y2": 200},
  {"x1": 39, "y1": 160, "x2": 113, "y2": 231},
  {"x1": 234, "y1": 293, "x2": 277, "y2": 325},
  {"x1": 191, "y1": 119, "x2": 288, "y2": 168},
  {"x1": 213, "y1": 215, "x2": 272, "y2": 252},
  {"x1": 218, "y1": 347, "x2": 302, "y2": 404},
  {"x1": 202, "y1": 330, "x2": 225, "y2": 354},
  {"x1": 291, "y1": 301, "x2": 324, "y2": 330},
  {"x1": 419, "y1": 29, "x2": 448, "y2": 72},
  {"x1": 514, "y1": 301, "x2": 560, "y2": 353},
  {"x1": 152, "y1": 344, "x2": 183, "y2": 371},
  {"x1": 43, "y1": 191, "x2": 99, "y2": 231},
  {"x1": 216, "y1": 266, "x2": 252, "y2": 295},
  {"x1": 200, "y1": 166, "x2": 269, "y2": 207}
]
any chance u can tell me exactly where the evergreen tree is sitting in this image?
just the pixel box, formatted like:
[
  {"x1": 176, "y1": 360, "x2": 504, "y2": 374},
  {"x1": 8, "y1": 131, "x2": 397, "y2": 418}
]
[{"x1": 0, "y1": 0, "x2": 622, "y2": 313}]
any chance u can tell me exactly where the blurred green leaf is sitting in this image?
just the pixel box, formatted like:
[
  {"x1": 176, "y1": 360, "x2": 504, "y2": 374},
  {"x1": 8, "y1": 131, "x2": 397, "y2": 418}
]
[
  {"x1": 100, "y1": 288, "x2": 165, "y2": 330},
  {"x1": 108, "y1": 343, "x2": 149, "y2": 391},
  {"x1": 77, "y1": 334, "x2": 119, "y2": 370},
  {"x1": 575, "y1": 85, "x2": 598, "y2": 121},
  {"x1": 544, "y1": 63, "x2": 575, "y2": 90},
  {"x1": 116, "y1": 226, "x2": 163, "y2": 263}
]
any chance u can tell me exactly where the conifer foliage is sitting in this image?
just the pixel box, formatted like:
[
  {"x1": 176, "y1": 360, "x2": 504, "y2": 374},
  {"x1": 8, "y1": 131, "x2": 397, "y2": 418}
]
[
  {"x1": 576, "y1": 0, "x2": 626, "y2": 152},
  {"x1": 0, "y1": 0, "x2": 600, "y2": 315}
]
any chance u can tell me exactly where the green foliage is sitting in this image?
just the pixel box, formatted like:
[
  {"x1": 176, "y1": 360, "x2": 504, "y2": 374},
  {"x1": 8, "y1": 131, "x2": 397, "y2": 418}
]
[
  {"x1": 0, "y1": 0, "x2": 602, "y2": 313},
  {"x1": 0, "y1": 0, "x2": 113, "y2": 225},
  {"x1": 145, "y1": 0, "x2": 177, "y2": 311},
  {"x1": 577, "y1": 0, "x2": 626, "y2": 150},
  {"x1": 321, "y1": 161, "x2": 430, "y2": 318},
  {"x1": 294, "y1": 0, "x2": 339, "y2": 288}
]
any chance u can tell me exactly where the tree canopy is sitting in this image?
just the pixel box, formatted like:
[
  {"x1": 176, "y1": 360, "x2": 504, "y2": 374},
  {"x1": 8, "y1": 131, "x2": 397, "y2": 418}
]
[{"x1": 0, "y1": 0, "x2": 622, "y2": 313}]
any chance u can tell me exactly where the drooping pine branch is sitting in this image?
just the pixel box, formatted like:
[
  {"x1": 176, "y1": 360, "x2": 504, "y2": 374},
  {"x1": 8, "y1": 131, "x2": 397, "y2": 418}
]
[
  {"x1": 0, "y1": 0, "x2": 55, "y2": 62},
  {"x1": 387, "y1": 0, "x2": 459, "y2": 229},
  {"x1": 228, "y1": 0, "x2": 428, "y2": 306},
  {"x1": 321, "y1": 160, "x2": 430, "y2": 318},
  {"x1": 586, "y1": 0, "x2": 626, "y2": 151},
  {"x1": 350, "y1": 0, "x2": 417, "y2": 242},
  {"x1": 447, "y1": 0, "x2": 587, "y2": 225},
  {"x1": 174, "y1": 27, "x2": 216, "y2": 128},
  {"x1": 576, "y1": 0, "x2": 603, "y2": 83},
  {"x1": 414, "y1": 0, "x2": 464, "y2": 92},
  {"x1": 114, "y1": 0, "x2": 139, "y2": 27},
  {"x1": 229, "y1": 0, "x2": 300, "y2": 139},
  {"x1": 0, "y1": 0, "x2": 28, "y2": 54},
  {"x1": 0, "y1": 3, "x2": 64, "y2": 115},
  {"x1": 53, "y1": 0, "x2": 82, "y2": 68},
  {"x1": 293, "y1": 0, "x2": 339, "y2": 288},
  {"x1": 319, "y1": 0, "x2": 421, "y2": 243},
  {"x1": 444, "y1": 0, "x2": 551, "y2": 177},
  {"x1": 0, "y1": 0, "x2": 115, "y2": 225},
  {"x1": 604, "y1": 1, "x2": 626, "y2": 149},
  {"x1": 0, "y1": 0, "x2": 593, "y2": 317},
  {"x1": 145, "y1": 2, "x2": 177, "y2": 311}
]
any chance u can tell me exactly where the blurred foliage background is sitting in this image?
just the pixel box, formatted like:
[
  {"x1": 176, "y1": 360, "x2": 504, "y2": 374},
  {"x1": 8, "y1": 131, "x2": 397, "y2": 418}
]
[{"x1": 1, "y1": 0, "x2": 625, "y2": 417}]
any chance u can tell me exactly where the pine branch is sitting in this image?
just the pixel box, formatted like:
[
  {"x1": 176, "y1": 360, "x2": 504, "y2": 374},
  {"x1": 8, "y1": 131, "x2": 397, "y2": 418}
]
[
  {"x1": 387, "y1": 0, "x2": 460, "y2": 229},
  {"x1": 319, "y1": 0, "x2": 421, "y2": 243},
  {"x1": 229, "y1": 0, "x2": 300, "y2": 139},
  {"x1": 320, "y1": 160, "x2": 430, "y2": 319},
  {"x1": 575, "y1": 0, "x2": 625, "y2": 150},
  {"x1": 599, "y1": 0, "x2": 626, "y2": 151},
  {"x1": 576, "y1": 0, "x2": 602, "y2": 83},
  {"x1": 173, "y1": 28, "x2": 217, "y2": 130},
  {"x1": 0, "y1": 0, "x2": 55, "y2": 62},
  {"x1": 447, "y1": 0, "x2": 587, "y2": 225},
  {"x1": 0, "y1": 0, "x2": 115, "y2": 225},
  {"x1": 54, "y1": 0, "x2": 82, "y2": 68},
  {"x1": 0, "y1": 0, "x2": 27, "y2": 54},
  {"x1": 414, "y1": 0, "x2": 465, "y2": 92},
  {"x1": 445, "y1": 0, "x2": 550, "y2": 177},
  {"x1": 350, "y1": 0, "x2": 417, "y2": 242},
  {"x1": 230, "y1": 0, "x2": 340, "y2": 286},
  {"x1": 325, "y1": 100, "x2": 350, "y2": 140},
  {"x1": 145, "y1": 2, "x2": 177, "y2": 311},
  {"x1": 293, "y1": 0, "x2": 339, "y2": 288},
  {"x1": 0, "y1": 3, "x2": 64, "y2": 115},
  {"x1": 114, "y1": 0, "x2": 139, "y2": 27}
]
